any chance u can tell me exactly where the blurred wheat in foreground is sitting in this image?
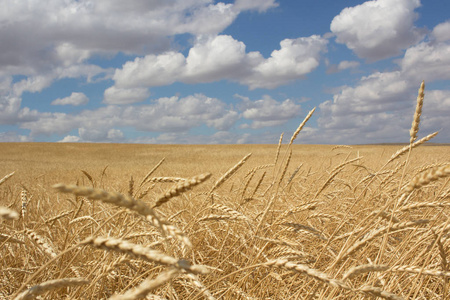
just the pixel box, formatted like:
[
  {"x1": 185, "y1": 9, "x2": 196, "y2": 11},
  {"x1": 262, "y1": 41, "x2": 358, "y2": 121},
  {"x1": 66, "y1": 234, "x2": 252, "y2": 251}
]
[{"x1": 1, "y1": 81, "x2": 450, "y2": 299}]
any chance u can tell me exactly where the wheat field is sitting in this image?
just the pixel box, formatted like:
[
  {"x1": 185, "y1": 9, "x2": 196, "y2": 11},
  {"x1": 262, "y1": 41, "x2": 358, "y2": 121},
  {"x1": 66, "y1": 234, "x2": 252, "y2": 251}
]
[{"x1": 1, "y1": 83, "x2": 450, "y2": 299}]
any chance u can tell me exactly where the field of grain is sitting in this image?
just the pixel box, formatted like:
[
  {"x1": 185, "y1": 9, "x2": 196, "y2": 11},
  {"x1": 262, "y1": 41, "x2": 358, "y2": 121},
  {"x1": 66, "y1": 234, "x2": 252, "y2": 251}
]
[{"x1": 1, "y1": 84, "x2": 450, "y2": 299}]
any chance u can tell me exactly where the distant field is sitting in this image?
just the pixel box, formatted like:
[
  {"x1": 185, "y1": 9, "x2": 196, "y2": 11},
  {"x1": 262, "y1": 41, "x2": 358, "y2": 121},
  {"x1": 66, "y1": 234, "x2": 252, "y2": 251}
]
[{"x1": 1, "y1": 141, "x2": 449, "y2": 299}]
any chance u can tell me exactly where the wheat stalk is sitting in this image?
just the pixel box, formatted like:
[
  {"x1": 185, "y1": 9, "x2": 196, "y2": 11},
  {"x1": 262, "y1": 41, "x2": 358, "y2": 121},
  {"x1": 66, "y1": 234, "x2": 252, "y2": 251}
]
[
  {"x1": 289, "y1": 107, "x2": 316, "y2": 145},
  {"x1": 81, "y1": 236, "x2": 209, "y2": 275},
  {"x1": 139, "y1": 158, "x2": 165, "y2": 187},
  {"x1": 274, "y1": 133, "x2": 284, "y2": 166},
  {"x1": 0, "y1": 171, "x2": 15, "y2": 186},
  {"x1": 109, "y1": 268, "x2": 179, "y2": 300},
  {"x1": 403, "y1": 165, "x2": 450, "y2": 193},
  {"x1": 153, "y1": 173, "x2": 211, "y2": 208},
  {"x1": 343, "y1": 264, "x2": 389, "y2": 280},
  {"x1": 208, "y1": 153, "x2": 252, "y2": 196},
  {"x1": 53, "y1": 184, "x2": 191, "y2": 247},
  {"x1": 409, "y1": 80, "x2": 425, "y2": 144},
  {"x1": 13, "y1": 278, "x2": 89, "y2": 300},
  {"x1": 265, "y1": 259, "x2": 402, "y2": 299},
  {"x1": 388, "y1": 131, "x2": 439, "y2": 164}
]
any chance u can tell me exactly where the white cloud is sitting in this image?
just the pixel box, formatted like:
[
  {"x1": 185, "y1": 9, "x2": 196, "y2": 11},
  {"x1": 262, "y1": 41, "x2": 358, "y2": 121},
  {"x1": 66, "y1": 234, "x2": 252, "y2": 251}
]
[
  {"x1": 243, "y1": 36, "x2": 328, "y2": 89},
  {"x1": 233, "y1": 0, "x2": 278, "y2": 12},
  {"x1": 103, "y1": 86, "x2": 150, "y2": 104},
  {"x1": 238, "y1": 94, "x2": 302, "y2": 128},
  {"x1": 314, "y1": 37, "x2": 450, "y2": 144},
  {"x1": 206, "y1": 111, "x2": 240, "y2": 131},
  {"x1": 58, "y1": 135, "x2": 81, "y2": 143},
  {"x1": 12, "y1": 75, "x2": 54, "y2": 96},
  {"x1": 21, "y1": 112, "x2": 79, "y2": 136},
  {"x1": 78, "y1": 127, "x2": 125, "y2": 142},
  {"x1": 113, "y1": 52, "x2": 185, "y2": 88},
  {"x1": 0, "y1": 0, "x2": 271, "y2": 79},
  {"x1": 123, "y1": 94, "x2": 238, "y2": 132},
  {"x1": 432, "y1": 21, "x2": 450, "y2": 42},
  {"x1": 0, "y1": 94, "x2": 40, "y2": 125},
  {"x1": 55, "y1": 43, "x2": 91, "y2": 67},
  {"x1": 420, "y1": 90, "x2": 450, "y2": 134},
  {"x1": 330, "y1": 0, "x2": 424, "y2": 61},
  {"x1": 179, "y1": 2, "x2": 238, "y2": 35},
  {"x1": 51, "y1": 92, "x2": 89, "y2": 106},
  {"x1": 400, "y1": 41, "x2": 450, "y2": 82},
  {"x1": 183, "y1": 35, "x2": 254, "y2": 83},
  {"x1": 0, "y1": 131, "x2": 32, "y2": 142},
  {"x1": 112, "y1": 34, "x2": 327, "y2": 90},
  {"x1": 20, "y1": 93, "x2": 239, "y2": 140},
  {"x1": 131, "y1": 131, "x2": 251, "y2": 144},
  {"x1": 338, "y1": 60, "x2": 360, "y2": 70},
  {"x1": 0, "y1": 64, "x2": 108, "y2": 126},
  {"x1": 107, "y1": 129, "x2": 124, "y2": 140}
]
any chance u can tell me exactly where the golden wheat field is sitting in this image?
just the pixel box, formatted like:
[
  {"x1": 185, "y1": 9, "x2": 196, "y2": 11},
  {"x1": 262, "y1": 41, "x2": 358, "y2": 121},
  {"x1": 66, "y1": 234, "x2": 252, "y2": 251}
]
[{"x1": 1, "y1": 84, "x2": 450, "y2": 299}]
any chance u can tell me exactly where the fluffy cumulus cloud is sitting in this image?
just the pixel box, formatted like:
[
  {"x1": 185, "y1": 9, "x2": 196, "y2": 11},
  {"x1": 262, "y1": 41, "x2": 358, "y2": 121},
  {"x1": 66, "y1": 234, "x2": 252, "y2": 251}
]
[
  {"x1": 113, "y1": 34, "x2": 327, "y2": 90},
  {"x1": 338, "y1": 60, "x2": 360, "y2": 71},
  {"x1": 19, "y1": 93, "x2": 239, "y2": 141},
  {"x1": 317, "y1": 71, "x2": 412, "y2": 143},
  {"x1": 237, "y1": 95, "x2": 302, "y2": 128},
  {"x1": 103, "y1": 86, "x2": 150, "y2": 105},
  {"x1": 113, "y1": 52, "x2": 186, "y2": 88},
  {"x1": 400, "y1": 41, "x2": 450, "y2": 82},
  {"x1": 330, "y1": 0, "x2": 424, "y2": 61},
  {"x1": 419, "y1": 90, "x2": 450, "y2": 135},
  {"x1": 314, "y1": 20, "x2": 450, "y2": 144},
  {"x1": 0, "y1": 131, "x2": 32, "y2": 142},
  {"x1": 123, "y1": 94, "x2": 239, "y2": 132},
  {"x1": 0, "y1": 0, "x2": 247, "y2": 76},
  {"x1": 0, "y1": 0, "x2": 280, "y2": 78},
  {"x1": 432, "y1": 21, "x2": 450, "y2": 42},
  {"x1": 58, "y1": 135, "x2": 81, "y2": 143},
  {"x1": 243, "y1": 36, "x2": 328, "y2": 89},
  {"x1": 17, "y1": 91, "x2": 306, "y2": 143},
  {"x1": 0, "y1": 0, "x2": 280, "y2": 131},
  {"x1": 51, "y1": 92, "x2": 89, "y2": 106}
]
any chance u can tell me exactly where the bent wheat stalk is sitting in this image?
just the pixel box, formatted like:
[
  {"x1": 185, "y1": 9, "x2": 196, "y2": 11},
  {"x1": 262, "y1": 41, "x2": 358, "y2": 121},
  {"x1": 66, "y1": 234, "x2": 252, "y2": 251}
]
[
  {"x1": 153, "y1": 173, "x2": 211, "y2": 208},
  {"x1": 53, "y1": 184, "x2": 191, "y2": 247},
  {"x1": 81, "y1": 236, "x2": 209, "y2": 275},
  {"x1": 109, "y1": 268, "x2": 179, "y2": 300},
  {"x1": 13, "y1": 278, "x2": 89, "y2": 300}
]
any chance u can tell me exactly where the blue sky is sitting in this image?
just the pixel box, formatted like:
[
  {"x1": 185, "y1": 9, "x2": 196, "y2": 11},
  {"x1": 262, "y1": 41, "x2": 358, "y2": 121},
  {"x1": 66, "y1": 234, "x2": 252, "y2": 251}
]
[{"x1": 1, "y1": 0, "x2": 449, "y2": 144}]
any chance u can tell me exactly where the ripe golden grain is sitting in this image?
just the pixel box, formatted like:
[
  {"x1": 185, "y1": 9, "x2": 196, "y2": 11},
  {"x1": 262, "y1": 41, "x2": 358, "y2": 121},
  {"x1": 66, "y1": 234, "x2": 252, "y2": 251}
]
[{"x1": 1, "y1": 81, "x2": 449, "y2": 299}]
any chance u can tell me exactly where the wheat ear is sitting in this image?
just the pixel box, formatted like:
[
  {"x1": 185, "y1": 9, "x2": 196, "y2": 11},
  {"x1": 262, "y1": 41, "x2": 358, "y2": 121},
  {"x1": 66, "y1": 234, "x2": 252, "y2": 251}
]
[
  {"x1": 209, "y1": 153, "x2": 252, "y2": 195},
  {"x1": 153, "y1": 173, "x2": 211, "y2": 208},
  {"x1": 53, "y1": 184, "x2": 191, "y2": 247},
  {"x1": 388, "y1": 131, "x2": 438, "y2": 164},
  {"x1": 0, "y1": 171, "x2": 15, "y2": 186},
  {"x1": 343, "y1": 264, "x2": 389, "y2": 280},
  {"x1": 265, "y1": 259, "x2": 402, "y2": 300},
  {"x1": 25, "y1": 229, "x2": 58, "y2": 258},
  {"x1": 109, "y1": 268, "x2": 179, "y2": 300},
  {"x1": 289, "y1": 107, "x2": 316, "y2": 145},
  {"x1": 81, "y1": 236, "x2": 209, "y2": 275},
  {"x1": 139, "y1": 157, "x2": 165, "y2": 187},
  {"x1": 403, "y1": 165, "x2": 450, "y2": 193},
  {"x1": 336, "y1": 219, "x2": 429, "y2": 263},
  {"x1": 274, "y1": 133, "x2": 283, "y2": 166},
  {"x1": 13, "y1": 278, "x2": 89, "y2": 300},
  {"x1": 409, "y1": 80, "x2": 425, "y2": 144}
]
